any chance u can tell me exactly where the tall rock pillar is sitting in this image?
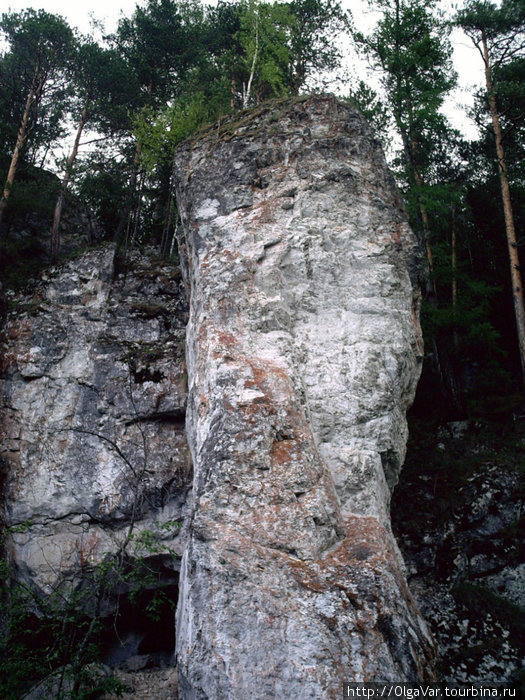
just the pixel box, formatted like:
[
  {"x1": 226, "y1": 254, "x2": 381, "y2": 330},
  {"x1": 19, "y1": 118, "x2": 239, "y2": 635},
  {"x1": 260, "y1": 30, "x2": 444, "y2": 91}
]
[{"x1": 173, "y1": 95, "x2": 435, "y2": 699}]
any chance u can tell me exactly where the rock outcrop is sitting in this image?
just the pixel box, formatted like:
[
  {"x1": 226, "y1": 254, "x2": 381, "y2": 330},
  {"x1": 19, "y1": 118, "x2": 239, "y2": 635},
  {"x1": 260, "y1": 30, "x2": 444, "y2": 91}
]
[
  {"x1": 173, "y1": 95, "x2": 434, "y2": 698},
  {"x1": 0, "y1": 246, "x2": 189, "y2": 651},
  {"x1": 1, "y1": 95, "x2": 438, "y2": 698}
]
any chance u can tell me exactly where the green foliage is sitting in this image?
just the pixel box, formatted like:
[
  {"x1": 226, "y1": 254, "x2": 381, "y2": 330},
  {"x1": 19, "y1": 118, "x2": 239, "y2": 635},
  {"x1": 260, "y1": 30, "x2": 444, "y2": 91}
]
[
  {"x1": 356, "y1": 0, "x2": 456, "y2": 123},
  {"x1": 424, "y1": 241, "x2": 500, "y2": 334},
  {"x1": 353, "y1": 0, "x2": 458, "y2": 245},
  {"x1": 0, "y1": 0, "x2": 523, "y2": 407},
  {"x1": 129, "y1": 521, "x2": 181, "y2": 558},
  {"x1": 0, "y1": 0, "x2": 351, "y2": 255},
  {"x1": 120, "y1": 0, "x2": 350, "y2": 251},
  {"x1": 0, "y1": 572, "x2": 108, "y2": 699},
  {"x1": 285, "y1": 0, "x2": 349, "y2": 91},
  {"x1": 354, "y1": 0, "x2": 458, "y2": 234},
  {"x1": 353, "y1": 0, "x2": 525, "y2": 409},
  {"x1": 238, "y1": 0, "x2": 296, "y2": 104},
  {"x1": 458, "y1": 0, "x2": 525, "y2": 183},
  {"x1": 134, "y1": 95, "x2": 219, "y2": 174},
  {"x1": 0, "y1": 8, "x2": 75, "y2": 160},
  {"x1": 114, "y1": 0, "x2": 206, "y2": 108},
  {"x1": 0, "y1": 54, "x2": 24, "y2": 152},
  {"x1": 0, "y1": 161, "x2": 61, "y2": 287},
  {"x1": 346, "y1": 81, "x2": 392, "y2": 143},
  {"x1": 69, "y1": 40, "x2": 139, "y2": 135},
  {"x1": 72, "y1": 151, "x2": 130, "y2": 237},
  {"x1": 0, "y1": 516, "x2": 180, "y2": 699}
]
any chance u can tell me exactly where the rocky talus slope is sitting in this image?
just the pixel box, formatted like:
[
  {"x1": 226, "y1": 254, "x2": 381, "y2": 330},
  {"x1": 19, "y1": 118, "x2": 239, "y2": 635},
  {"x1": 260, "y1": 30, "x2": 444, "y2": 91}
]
[
  {"x1": 173, "y1": 95, "x2": 434, "y2": 698},
  {"x1": 392, "y1": 419, "x2": 525, "y2": 685}
]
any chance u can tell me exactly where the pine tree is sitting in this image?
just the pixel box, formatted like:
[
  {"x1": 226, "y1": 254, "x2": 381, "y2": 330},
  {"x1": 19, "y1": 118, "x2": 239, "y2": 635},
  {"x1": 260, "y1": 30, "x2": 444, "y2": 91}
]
[
  {"x1": 354, "y1": 0, "x2": 456, "y2": 284},
  {"x1": 457, "y1": 0, "x2": 525, "y2": 388},
  {"x1": 0, "y1": 10, "x2": 74, "y2": 228},
  {"x1": 113, "y1": 0, "x2": 205, "y2": 248},
  {"x1": 50, "y1": 41, "x2": 136, "y2": 258}
]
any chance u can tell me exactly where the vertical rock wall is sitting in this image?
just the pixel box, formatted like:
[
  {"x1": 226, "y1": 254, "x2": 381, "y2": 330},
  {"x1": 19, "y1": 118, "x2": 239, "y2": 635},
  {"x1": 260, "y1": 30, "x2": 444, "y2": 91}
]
[
  {"x1": 173, "y1": 96, "x2": 435, "y2": 698},
  {"x1": 1, "y1": 247, "x2": 189, "y2": 600}
]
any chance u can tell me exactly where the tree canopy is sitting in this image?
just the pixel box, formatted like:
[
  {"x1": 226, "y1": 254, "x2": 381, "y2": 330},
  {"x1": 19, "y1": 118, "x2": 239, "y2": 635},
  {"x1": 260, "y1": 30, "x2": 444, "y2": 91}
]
[
  {"x1": 0, "y1": 0, "x2": 524, "y2": 409},
  {"x1": 0, "y1": 9, "x2": 74, "y2": 225}
]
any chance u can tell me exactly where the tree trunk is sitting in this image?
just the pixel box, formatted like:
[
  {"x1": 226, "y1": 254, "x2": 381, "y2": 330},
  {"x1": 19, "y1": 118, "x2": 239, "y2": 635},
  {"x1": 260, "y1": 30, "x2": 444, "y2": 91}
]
[
  {"x1": 399, "y1": 121, "x2": 463, "y2": 408},
  {"x1": 115, "y1": 82, "x2": 153, "y2": 247},
  {"x1": 129, "y1": 169, "x2": 146, "y2": 250},
  {"x1": 50, "y1": 101, "x2": 89, "y2": 259},
  {"x1": 231, "y1": 77, "x2": 237, "y2": 111},
  {"x1": 451, "y1": 201, "x2": 457, "y2": 308},
  {"x1": 401, "y1": 125, "x2": 436, "y2": 294},
  {"x1": 482, "y1": 30, "x2": 525, "y2": 387},
  {"x1": 451, "y1": 200, "x2": 459, "y2": 352},
  {"x1": 413, "y1": 162, "x2": 436, "y2": 295},
  {"x1": 115, "y1": 141, "x2": 142, "y2": 246},
  {"x1": 160, "y1": 187, "x2": 175, "y2": 258},
  {"x1": 243, "y1": 10, "x2": 259, "y2": 109},
  {"x1": 0, "y1": 85, "x2": 35, "y2": 228}
]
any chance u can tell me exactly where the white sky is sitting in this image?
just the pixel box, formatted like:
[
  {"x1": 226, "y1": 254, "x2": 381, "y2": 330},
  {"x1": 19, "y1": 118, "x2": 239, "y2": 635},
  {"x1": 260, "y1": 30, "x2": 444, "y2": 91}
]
[
  {"x1": 2, "y1": 0, "x2": 484, "y2": 140},
  {"x1": 2, "y1": 0, "x2": 134, "y2": 36}
]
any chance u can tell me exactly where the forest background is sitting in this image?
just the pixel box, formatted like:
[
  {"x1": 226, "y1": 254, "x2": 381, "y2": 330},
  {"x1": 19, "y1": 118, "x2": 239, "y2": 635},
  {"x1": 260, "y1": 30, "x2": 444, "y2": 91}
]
[{"x1": 1, "y1": 0, "x2": 525, "y2": 420}]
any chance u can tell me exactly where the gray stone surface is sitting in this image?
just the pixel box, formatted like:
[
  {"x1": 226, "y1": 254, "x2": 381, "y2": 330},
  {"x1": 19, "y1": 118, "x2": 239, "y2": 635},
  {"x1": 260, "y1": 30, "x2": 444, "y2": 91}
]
[
  {"x1": 173, "y1": 96, "x2": 434, "y2": 698},
  {"x1": 486, "y1": 564, "x2": 525, "y2": 610},
  {"x1": 1, "y1": 245, "x2": 190, "y2": 595},
  {"x1": 392, "y1": 429, "x2": 525, "y2": 683}
]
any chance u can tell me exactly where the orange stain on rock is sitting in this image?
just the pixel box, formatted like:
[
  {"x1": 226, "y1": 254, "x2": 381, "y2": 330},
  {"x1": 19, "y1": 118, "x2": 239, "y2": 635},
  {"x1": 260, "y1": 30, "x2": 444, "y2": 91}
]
[{"x1": 269, "y1": 439, "x2": 296, "y2": 465}]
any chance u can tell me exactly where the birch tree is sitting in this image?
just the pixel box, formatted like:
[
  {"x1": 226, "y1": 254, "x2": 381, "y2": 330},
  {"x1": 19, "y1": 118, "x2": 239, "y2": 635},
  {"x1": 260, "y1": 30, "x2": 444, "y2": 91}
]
[{"x1": 239, "y1": 0, "x2": 294, "y2": 107}]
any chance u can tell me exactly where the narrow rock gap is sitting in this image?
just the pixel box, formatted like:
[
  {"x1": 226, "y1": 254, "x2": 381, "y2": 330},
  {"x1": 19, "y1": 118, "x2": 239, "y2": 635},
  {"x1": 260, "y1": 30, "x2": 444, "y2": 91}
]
[
  {"x1": 102, "y1": 578, "x2": 178, "y2": 671},
  {"x1": 132, "y1": 366, "x2": 164, "y2": 384},
  {"x1": 125, "y1": 408, "x2": 186, "y2": 427}
]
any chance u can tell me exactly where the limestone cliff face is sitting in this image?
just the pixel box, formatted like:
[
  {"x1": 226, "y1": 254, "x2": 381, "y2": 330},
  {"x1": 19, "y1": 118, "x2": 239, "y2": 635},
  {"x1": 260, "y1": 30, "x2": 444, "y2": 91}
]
[
  {"x1": 1, "y1": 246, "x2": 189, "y2": 598},
  {"x1": 1, "y1": 95, "x2": 436, "y2": 698},
  {"x1": 173, "y1": 95, "x2": 434, "y2": 698}
]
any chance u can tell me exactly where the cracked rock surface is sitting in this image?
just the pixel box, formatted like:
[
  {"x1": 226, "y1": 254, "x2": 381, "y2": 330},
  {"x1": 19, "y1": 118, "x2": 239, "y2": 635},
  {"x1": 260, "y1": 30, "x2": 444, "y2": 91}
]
[
  {"x1": 173, "y1": 95, "x2": 435, "y2": 698},
  {"x1": 1, "y1": 245, "x2": 190, "y2": 595}
]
